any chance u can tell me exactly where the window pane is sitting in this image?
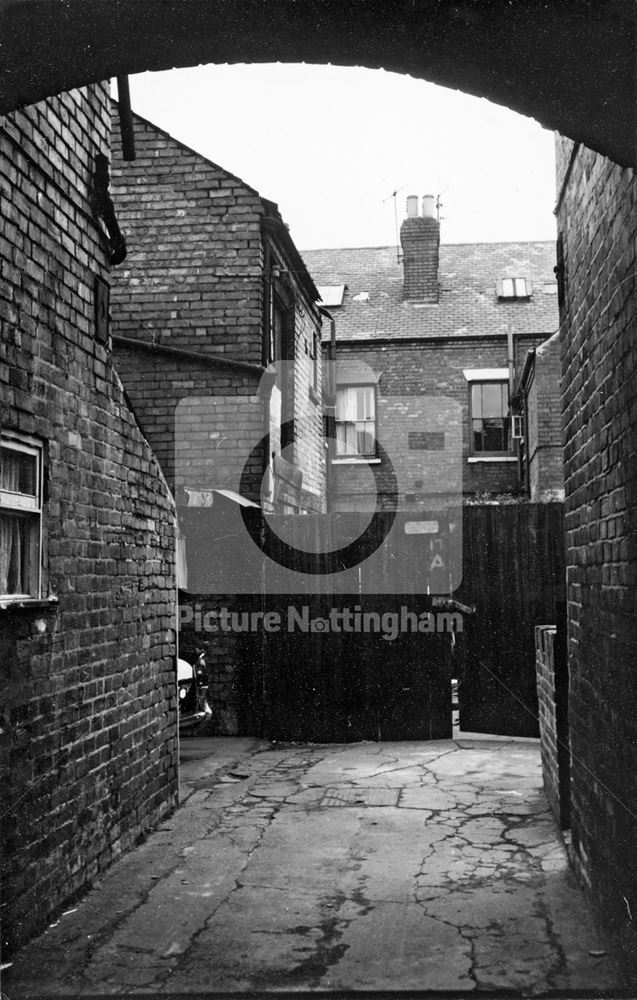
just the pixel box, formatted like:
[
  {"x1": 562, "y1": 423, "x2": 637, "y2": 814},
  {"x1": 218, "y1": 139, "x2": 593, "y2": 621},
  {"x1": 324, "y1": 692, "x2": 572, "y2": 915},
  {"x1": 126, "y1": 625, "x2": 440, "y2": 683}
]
[
  {"x1": 365, "y1": 387, "x2": 375, "y2": 420},
  {"x1": 1, "y1": 446, "x2": 37, "y2": 495},
  {"x1": 357, "y1": 425, "x2": 375, "y2": 456},
  {"x1": 483, "y1": 419, "x2": 506, "y2": 451},
  {"x1": 481, "y1": 383, "x2": 505, "y2": 418},
  {"x1": 354, "y1": 386, "x2": 374, "y2": 420},
  {"x1": 514, "y1": 278, "x2": 527, "y2": 296},
  {"x1": 0, "y1": 513, "x2": 34, "y2": 595},
  {"x1": 336, "y1": 387, "x2": 356, "y2": 421},
  {"x1": 502, "y1": 278, "x2": 514, "y2": 297},
  {"x1": 335, "y1": 386, "x2": 376, "y2": 456},
  {"x1": 336, "y1": 421, "x2": 358, "y2": 455},
  {"x1": 471, "y1": 384, "x2": 482, "y2": 418}
]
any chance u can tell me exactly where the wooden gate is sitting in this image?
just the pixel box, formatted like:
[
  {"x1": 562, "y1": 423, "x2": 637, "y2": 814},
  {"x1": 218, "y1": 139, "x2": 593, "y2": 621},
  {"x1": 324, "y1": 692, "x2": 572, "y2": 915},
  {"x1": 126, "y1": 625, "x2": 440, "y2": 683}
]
[
  {"x1": 182, "y1": 506, "x2": 457, "y2": 742},
  {"x1": 180, "y1": 501, "x2": 565, "y2": 742},
  {"x1": 240, "y1": 592, "x2": 454, "y2": 742},
  {"x1": 453, "y1": 503, "x2": 566, "y2": 737}
]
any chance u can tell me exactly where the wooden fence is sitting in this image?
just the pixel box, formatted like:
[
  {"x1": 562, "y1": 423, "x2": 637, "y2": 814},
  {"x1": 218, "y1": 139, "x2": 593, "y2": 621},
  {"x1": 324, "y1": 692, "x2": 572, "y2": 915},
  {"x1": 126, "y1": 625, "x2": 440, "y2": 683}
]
[{"x1": 181, "y1": 501, "x2": 565, "y2": 741}]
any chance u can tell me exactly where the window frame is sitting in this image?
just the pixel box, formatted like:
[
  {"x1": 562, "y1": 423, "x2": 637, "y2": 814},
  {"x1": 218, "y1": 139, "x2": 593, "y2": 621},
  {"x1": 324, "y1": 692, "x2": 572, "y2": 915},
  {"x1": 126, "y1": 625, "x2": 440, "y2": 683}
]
[
  {"x1": 334, "y1": 383, "x2": 378, "y2": 460},
  {"x1": 0, "y1": 431, "x2": 43, "y2": 600},
  {"x1": 469, "y1": 380, "x2": 512, "y2": 457},
  {"x1": 497, "y1": 277, "x2": 532, "y2": 300}
]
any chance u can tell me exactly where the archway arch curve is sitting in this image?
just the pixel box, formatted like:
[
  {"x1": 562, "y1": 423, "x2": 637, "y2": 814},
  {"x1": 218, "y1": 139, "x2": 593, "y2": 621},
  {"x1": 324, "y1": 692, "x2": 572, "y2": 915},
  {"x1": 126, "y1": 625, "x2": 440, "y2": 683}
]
[{"x1": 1, "y1": 0, "x2": 635, "y2": 168}]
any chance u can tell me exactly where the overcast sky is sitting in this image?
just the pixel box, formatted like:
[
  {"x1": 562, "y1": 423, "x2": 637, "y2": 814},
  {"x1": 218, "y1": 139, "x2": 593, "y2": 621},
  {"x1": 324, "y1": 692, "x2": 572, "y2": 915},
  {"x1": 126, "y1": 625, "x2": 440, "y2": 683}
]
[{"x1": 116, "y1": 63, "x2": 557, "y2": 252}]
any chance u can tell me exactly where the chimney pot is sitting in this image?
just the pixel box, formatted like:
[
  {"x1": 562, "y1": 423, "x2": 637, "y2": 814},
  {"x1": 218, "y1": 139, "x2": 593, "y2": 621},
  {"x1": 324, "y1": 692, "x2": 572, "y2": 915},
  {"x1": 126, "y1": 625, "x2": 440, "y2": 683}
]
[
  {"x1": 422, "y1": 194, "x2": 435, "y2": 219},
  {"x1": 406, "y1": 195, "x2": 418, "y2": 218}
]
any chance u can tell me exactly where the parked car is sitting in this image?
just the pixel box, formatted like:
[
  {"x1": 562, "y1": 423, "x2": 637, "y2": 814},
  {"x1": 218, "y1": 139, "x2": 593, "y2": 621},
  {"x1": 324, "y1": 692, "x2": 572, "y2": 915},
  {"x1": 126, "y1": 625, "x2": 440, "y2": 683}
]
[{"x1": 177, "y1": 649, "x2": 212, "y2": 730}]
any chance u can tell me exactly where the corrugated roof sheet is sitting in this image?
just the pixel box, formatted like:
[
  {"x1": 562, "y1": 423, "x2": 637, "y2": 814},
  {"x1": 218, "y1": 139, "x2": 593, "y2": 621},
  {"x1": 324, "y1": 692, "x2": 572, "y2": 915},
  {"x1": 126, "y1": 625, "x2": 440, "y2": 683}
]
[{"x1": 302, "y1": 242, "x2": 558, "y2": 341}]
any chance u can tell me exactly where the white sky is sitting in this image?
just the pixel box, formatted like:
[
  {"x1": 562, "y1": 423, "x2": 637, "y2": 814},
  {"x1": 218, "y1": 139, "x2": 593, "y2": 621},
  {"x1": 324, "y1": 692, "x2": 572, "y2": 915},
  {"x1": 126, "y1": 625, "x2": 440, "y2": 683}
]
[{"x1": 116, "y1": 63, "x2": 557, "y2": 252}]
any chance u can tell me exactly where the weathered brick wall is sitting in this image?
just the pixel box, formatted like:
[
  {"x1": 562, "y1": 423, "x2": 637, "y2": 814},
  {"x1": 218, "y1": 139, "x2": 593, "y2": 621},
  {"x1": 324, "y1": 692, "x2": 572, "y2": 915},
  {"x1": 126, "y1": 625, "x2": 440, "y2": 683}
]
[
  {"x1": 110, "y1": 108, "x2": 325, "y2": 512},
  {"x1": 114, "y1": 344, "x2": 264, "y2": 501},
  {"x1": 110, "y1": 110, "x2": 325, "y2": 733},
  {"x1": 0, "y1": 86, "x2": 177, "y2": 952},
  {"x1": 289, "y1": 299, "x2": 325, "y2": 507},
  {"x1": 556, "y1": 137, "x2": 637, "y2": 972},
  {"x1": 110, "y1": 108, "x2": 264, "y2": 362},
  {"x1": 524, "y1": 332, "x2": 564, "y2": 501},
  {"x1": 535, "y1": 624, "x2": 569, "y2": 829},
  {"x1": 331, "y1": 335, "x2": 545, "y2": 508}
]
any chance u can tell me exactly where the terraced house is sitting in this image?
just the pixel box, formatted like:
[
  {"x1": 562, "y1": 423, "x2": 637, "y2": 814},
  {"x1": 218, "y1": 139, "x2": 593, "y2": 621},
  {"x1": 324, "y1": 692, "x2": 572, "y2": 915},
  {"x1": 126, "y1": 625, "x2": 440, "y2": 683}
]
[
  {"x1": 304, "y1": 195, "x2": 562, "y2": 510},
  {"x1": 109, "y1": 105, "x2": 326, "y2": 517},
  {"x1": 108, "y1": 107, "x2": 327, "y2": 733}
]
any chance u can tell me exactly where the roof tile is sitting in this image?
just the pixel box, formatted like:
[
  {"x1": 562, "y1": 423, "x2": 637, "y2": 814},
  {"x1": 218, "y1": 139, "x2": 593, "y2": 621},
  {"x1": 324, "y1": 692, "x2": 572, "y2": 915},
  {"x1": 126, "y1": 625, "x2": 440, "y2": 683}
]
[{"x1": 302, "y1": 242, "x2": 558, "y2": 341}]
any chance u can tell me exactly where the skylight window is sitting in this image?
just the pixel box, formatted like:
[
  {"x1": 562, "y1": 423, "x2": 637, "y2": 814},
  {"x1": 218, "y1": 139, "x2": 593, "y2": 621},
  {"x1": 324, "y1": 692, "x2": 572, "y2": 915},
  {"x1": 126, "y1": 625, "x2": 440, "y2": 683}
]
[
  {"x1": 317, "y1": 284, "x2": 346, "y2": 307},
  {"x1": 497, "y1": 278, "x2": 532, "y2": 299}
]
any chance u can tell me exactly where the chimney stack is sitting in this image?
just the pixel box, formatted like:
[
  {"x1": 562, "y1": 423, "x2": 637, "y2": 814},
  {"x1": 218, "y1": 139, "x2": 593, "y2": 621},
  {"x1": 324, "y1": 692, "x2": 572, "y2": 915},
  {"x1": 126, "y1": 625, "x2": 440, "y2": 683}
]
[{"x1": 400, "y1": 193, "x2": 440, "y2": 302}]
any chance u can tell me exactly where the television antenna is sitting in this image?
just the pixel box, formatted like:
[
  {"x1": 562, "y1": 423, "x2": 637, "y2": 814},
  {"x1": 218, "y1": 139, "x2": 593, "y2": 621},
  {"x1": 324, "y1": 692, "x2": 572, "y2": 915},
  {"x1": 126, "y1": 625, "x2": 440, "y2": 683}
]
[{"x1": 383, "y1": 184, "x2": 407, "y2": 262}]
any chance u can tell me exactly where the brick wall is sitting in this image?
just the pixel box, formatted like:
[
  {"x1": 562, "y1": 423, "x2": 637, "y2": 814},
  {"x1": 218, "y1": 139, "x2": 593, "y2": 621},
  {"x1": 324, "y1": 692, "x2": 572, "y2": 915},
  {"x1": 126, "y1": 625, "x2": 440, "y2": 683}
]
[
  {"x1": 400, "y1": 214, "x2": 440, "y2": 302},
  {"x1": 110, "y1": 108, "x2": 325, "y2": 512},
  {"x1": 0, "y1": 86, "x2": 177, "y2": 952},
  {"x1": 556, "y1": 136, "x2": 637, "y2": 973},
  {"x1": 114, "y1": 344, "x2": 264, "y2": 502},
  {"x1": 523, "y1": 332, "x2": 565, "y2": 501},
  {"x1": 288, "y1": 301, "x2": 325, "y2": 507},
  {"x1": 331, "y1": 334, "x2": 545, "y2": 509},
  {"x1": 109, "y1": 110, "x2": 325, "y2": 735},
  {"x1": 110, "y1": 108, "x2": 264, "y2": 362},
  {"x1": 535, "y1": 623, "x2": 569, "y2": 829}
]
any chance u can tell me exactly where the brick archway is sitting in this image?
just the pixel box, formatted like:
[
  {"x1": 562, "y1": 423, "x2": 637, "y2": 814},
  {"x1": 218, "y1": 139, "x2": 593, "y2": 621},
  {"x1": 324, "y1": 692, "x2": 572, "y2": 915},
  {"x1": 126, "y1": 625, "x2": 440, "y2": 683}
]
[{"x1": 1, "y1": 0, "x2": 635, "y2": 168}]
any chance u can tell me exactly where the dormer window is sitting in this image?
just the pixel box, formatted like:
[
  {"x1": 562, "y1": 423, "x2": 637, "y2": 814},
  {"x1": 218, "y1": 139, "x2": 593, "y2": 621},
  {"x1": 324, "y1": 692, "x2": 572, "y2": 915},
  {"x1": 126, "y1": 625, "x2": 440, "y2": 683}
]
[
  {"x1": 317, "y1": 285, "x2": 346, "y2": 308},
  {"x1": 497, "y1": 277, "x2": 532, "y2": 300}
]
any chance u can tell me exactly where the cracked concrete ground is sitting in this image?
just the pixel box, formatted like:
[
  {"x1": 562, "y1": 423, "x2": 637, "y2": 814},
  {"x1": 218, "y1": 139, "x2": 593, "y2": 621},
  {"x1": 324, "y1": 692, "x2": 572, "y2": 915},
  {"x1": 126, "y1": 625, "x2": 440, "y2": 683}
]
[{"x1": 4, "y1": 737, "x2": 624, "y2": 994}]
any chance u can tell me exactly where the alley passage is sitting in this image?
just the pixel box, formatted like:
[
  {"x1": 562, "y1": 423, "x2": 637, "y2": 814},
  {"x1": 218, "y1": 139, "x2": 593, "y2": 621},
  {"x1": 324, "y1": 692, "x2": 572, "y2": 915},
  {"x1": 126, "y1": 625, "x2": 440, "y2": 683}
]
[{"x1": 6, "y1": 738, "x2": 621, "y2": 994}]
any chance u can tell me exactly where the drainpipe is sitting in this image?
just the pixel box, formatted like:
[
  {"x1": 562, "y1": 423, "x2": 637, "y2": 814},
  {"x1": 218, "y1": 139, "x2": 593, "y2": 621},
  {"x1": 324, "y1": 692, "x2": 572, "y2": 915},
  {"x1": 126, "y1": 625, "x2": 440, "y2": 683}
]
[
  {"x1": 507, "y1": 322, "x2": 515, "y2": 403},
  {"x1": 260, "y1": 243, "x2": 276, "y2": 508},
  {"x1": 318, "y1": 305, "x2": 336, "y2": 513},
  {"x1": 116, "y1": 76, "x2": 136, "y2": 161},
  {"x1": 507, "y1": 321, "x2": 517, "y2": 472}
]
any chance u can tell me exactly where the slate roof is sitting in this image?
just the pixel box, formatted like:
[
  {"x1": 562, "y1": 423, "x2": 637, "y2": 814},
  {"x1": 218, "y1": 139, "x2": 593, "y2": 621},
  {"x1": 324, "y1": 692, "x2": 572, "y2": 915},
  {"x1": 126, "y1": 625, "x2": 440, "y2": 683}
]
[{"x1": 302, "y1": 242, "x2": 558, "y2": 341}]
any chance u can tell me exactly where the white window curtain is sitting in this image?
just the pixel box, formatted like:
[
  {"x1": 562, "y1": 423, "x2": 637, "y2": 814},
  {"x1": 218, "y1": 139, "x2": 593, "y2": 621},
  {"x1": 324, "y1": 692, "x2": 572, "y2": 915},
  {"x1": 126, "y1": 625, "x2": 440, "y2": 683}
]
[
  {"x1": 0, "y1": 440, "x2": 40, "y2": 596},
  {"x1": 336, "y1": 386, "x2": 376, "y2": 456},
  {"x1": 0, "y1": 515, "x2": 27, "y2": 594}
]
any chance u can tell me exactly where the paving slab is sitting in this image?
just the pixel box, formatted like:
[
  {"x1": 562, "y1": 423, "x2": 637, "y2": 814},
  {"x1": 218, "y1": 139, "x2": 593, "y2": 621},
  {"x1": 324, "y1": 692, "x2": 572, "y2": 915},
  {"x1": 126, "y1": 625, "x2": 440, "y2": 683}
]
[{"x1": 4, "y1": 737, "x2": 627, "y2": 994}]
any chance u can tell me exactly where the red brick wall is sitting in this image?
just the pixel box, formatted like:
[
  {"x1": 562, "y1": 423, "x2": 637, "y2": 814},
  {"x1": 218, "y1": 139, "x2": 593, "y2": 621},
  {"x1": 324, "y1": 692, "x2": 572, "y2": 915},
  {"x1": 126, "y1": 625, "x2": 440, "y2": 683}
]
[
  {"x1": 556, "y1": 136, "x2": 637, "y2": 973},
  {"x1": 0, "y1": 87, "x2": 177, "y2": 952}
]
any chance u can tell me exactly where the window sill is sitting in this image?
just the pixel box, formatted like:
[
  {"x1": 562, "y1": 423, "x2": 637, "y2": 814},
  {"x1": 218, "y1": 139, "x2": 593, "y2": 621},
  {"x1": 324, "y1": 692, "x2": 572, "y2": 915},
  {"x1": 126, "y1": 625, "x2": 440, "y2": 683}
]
[
  {"x1": 332, "y1": 457, "x2": 381, "y2": 465},
  {"x1": 467, "y1": 456, "x2": 517, "y2": 463},
  {"x1": 0, "y1": 595, "x2": 59, "y2": 612}
]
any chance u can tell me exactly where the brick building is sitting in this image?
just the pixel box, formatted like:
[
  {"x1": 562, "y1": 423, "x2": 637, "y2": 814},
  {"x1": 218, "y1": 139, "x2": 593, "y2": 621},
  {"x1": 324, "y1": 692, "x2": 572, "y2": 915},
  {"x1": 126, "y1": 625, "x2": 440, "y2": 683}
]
[
  {"x1": 536, "y1": 137, "x2": 637, "y2": 973},
  {"x1": 109, "y1": 106, "x2": 325, "y2": 516},
  {"x1": 512, "y1": 330, "x2": 565, "y2": 501},
  {"x1": 0, "y1": 88, "x2": 177, "y2": 952},
  {"x1": 304, "y1": 196, "x2": 561, "y2": 510},
  {"x1": 108, "y1": 108, "x2": 326, "y2": 733}
]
